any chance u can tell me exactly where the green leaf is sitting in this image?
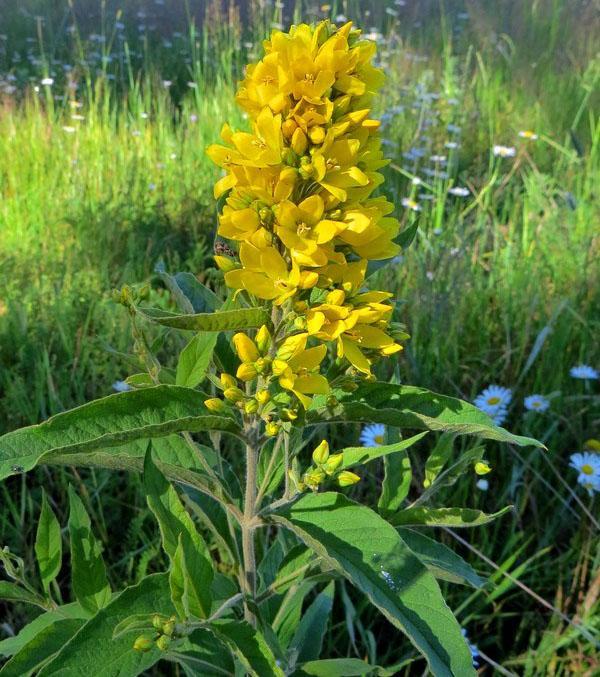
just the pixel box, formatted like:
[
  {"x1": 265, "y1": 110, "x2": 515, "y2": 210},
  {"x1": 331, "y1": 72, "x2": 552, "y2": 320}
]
[
  {"x1": 398, "y1": 529, "x2": 485, "y2": 588},
  {"x1": 378, "y1": 451, "x2": 412, "y2": 517},
  {"x1": 273, "y1": 580, "x2": 318, "y2": 650},
  {"x1": 176, "y1": 332, "x2": 219, "y2": 387},
  {"x1": 288, "y1": 582, "x2": 334, "y2": 664},
  {"x1": 138, "y1": 306, "x2": 270, "y2": 332},
  {"x1": 0, "y1": 618, "x2": 84, "y2": 677},
  {"x1": 157, "y1": 268, "x2": 219, "y2": 314},
  {"x1": 210, "y1": 619, "x2": 285, "y2": 677},
  {"x1": 35, "y1": 491, "x2": 62, "y2": 593},
  {"x1": 0, "y1": 582, "x2": 46, "y2": 609},
  {"x1": 271, "y1": 492, "x2": 475, "y2": 677},
  {"x1": 67, "y1": 486, "x2": 111, "y2": 615},
  {"x1": 308, "y1": 383, "x2": 544, "y2": 448},
  {"x1": 38, "y1": 574, "x2": 174, "y2": 676},
  {"x1": 397, "y1": 220, "x2": 419, "y2": 249},
  {"x1": 341, "y1": 433, "x2": 428, "y2": 469},
  {"x1": 391, "y1": 506, "x2": 514, "y2": 528},
  {"x1": 298, "y1": 658, "x2": 386, "y2": 676},
  {"x1": 424, "y1": 433, "x2": 455, "y2": 488},
  {"x1": 0, "y1": 385, "x2": 241, "y2": 481},
  {"x1": 144, "y1": 450, "x2": 213, "y2": 618},
  {"x1": 112, "y1": 614, "x2": 155, "y2": 640},
  {"x1": 170, "y1": 628, "x2": 235, "y2": 676}
]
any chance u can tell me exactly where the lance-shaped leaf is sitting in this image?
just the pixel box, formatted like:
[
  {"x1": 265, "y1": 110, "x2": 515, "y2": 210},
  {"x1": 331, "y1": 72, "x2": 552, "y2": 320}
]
[
  {"x1": 138, "y1": 306, "x2": 270, "y2": 332},
  {"x1": 398, "y1": 529, "x2": 485, "y2": 588},
  {"x1": 298, "y1": 658, "x2": 392, "y2": 676},
  {"x1": 0, "y1": 582, "x2": 47, "y2": 610},
  {"x1": 270, "y1": 492, "x2": 475, "y2": 677},
  {"x1": 176, "y1": 332, "x2": 219, "y2": 387},
  {"x1": 391, "y1": 506, "x2": 514, "y2": 528},
  {"x1": 307, "y1": 383, "x2": 544, "y2": 448},
  {"x1": 210, "y1": 619, "x2": 285, "y2": 677},
  {"x1": 341, "y1": 433, "x2": 428, "y2": 469},
  {"x1": 378, "y1": 450, "x2": 412, "y2": 517},
  {"x1": 68, "y1": 487, "x2": 111, "y2": 615},
  {"x1": 0, "y1": 385, "x2": 242, "y2": 481},
  {"x1": 144, "y1": 451, "x2": 213, "y2": 618},
  {"x1": 35, "y1": 491, "x2": 62, "y2": 594},
  {"x1": 423, "y1": 433, "x2": 455, "y2": 488},
  {"x1": 37, "y1": 574, "x2": 174, "y2": 676},
  {"x1": 288, "y1": 581, "x2": 334, "y2": 664}
]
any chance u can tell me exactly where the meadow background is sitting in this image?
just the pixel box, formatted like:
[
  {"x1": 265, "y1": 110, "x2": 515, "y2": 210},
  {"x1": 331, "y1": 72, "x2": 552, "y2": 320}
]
[{"x1": 0, "y1": 0, "x2": 598, "y2": 673}]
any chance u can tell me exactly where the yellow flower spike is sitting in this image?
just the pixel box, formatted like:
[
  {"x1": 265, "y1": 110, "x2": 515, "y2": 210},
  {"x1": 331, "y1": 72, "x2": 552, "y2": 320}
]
[
  {"x1": 324, "y1": 453, "x2": 343, "y2": 475},
  {"x1": 233, "y1": 333, "x2": 260, "y2": 363},
  {"x1": 475, "y1": 461, "x2": 492, "y2": 476},
  {"x1": 337, "y1": 470, "x2": 361, "y2": 487},
  {"x1": 205, "y1": 398, "x2": 227, "y2": 413},
  {"x1": 312, "y1": 440, "x2": 330, "y2": 465}
]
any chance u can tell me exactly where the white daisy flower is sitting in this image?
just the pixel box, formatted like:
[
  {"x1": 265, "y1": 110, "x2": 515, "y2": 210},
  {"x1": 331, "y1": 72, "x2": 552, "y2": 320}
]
[
  {"x1": 569, "y1": 452, "x2": 600, "y2": 495},
  {"x1": 524, "y1": 394, "x2": 550, "y2": 412},
  {"x1": 401, "y1": 198, "x2": 421, "y2": 211},
  {"x1": 493, "y1": 145, "x2": 516, "y2": 158},
  {"x1": 448, "y1": 186, "x2": 470, "y2": 197},
  {"x1": 360, "y1": 424, "x2": 386, "y2": 447},
  {"x1": 518, "y1": 130, "x2": 538, "y2": 140},
  {"x1": 570, "y1": 364, "x2": 598, "y2": 380},
  {"x1": 474, "y1": 385, "x2": 512, "y2": 411}
]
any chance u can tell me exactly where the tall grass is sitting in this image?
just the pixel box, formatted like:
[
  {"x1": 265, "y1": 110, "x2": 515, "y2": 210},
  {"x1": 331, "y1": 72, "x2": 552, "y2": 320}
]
[{"x1": 0, "y1": 0, "x2": 598, "y2": 671}]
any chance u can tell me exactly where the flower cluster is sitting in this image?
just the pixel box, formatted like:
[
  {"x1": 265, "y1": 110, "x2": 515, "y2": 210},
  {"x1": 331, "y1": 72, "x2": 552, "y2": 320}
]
[{"x1": 206, "y1": 21, "x2": 406, "y2": 422}]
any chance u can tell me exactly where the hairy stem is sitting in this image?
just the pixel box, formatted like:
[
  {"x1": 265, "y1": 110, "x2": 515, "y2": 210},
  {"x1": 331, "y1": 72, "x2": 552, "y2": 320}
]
[{"x1": 242, "y1": 433, "x2": 258, "y2": 626}]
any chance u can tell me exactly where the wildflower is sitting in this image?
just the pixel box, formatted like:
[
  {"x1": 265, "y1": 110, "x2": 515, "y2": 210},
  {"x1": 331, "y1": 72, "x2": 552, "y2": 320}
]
[
  {"x1": 476, "y1": 479, "x2": 489, "y2": 491},
  {"x1": 493, "y1": 145, "x2": 516, "y2": 158},
  {"x1": 474, "y1": 461, "x2": 492, "y2": 475},
  {"x1": 570, "y1": 364, "x2": 598, "y2": 380},
  {"x1": 41, "y1": 77, "x2": 54, "y2": 86},
  {"x1": 360, "y1": 423, "x2": 386, "y2": 447},
  {"x1": 518, "y1": 130, "x2": 538, "y2": 140},
  {"x1": 461, "y1": 629, "x2": 480, "y2": 668},
  {"x1": 569, "y1": 452, "x2": 600, "y2": 495},
  {"x1": 448, "y1": 186, "x2": 470, "y2": 197},
  {"x1": 401, "y1": 198, "x2": 421, "y2": 211},
  {"x1": 112, "y1": 381, "x2": 131, "y2": 392},
  {"x1": 524, "y1": 394, "x2": 550, "y2": 412},
  {"x1": 474, "y1": 385, "x2": 512, "y2": 412}
]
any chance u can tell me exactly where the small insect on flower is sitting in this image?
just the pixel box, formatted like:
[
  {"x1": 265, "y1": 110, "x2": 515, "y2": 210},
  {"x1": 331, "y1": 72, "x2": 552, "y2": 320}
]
[
  {"x1": 518, "y1": 130, "x2": 538, "y2": 140},
  {"x1": 448, "y1": 186, "x2": 470, "y2": 197},
  {"x1": 524, "y1": 394, "x2": 550, "y2": 412},
  {"x1": 493, "y1": 145, "x2": 516, "y2": 158},
  {"x1": 569, "y1": 452, "x2": 600, "y2": 495},
  {"x1": 570, "y1": 364, "x2": 599, "y2": 380},
  {"x1": 401, "y1": 198, "x2": 421, "y2": 212},
  {"x1": 360, "y1": 424, "x2": 386, "y2": 447}
]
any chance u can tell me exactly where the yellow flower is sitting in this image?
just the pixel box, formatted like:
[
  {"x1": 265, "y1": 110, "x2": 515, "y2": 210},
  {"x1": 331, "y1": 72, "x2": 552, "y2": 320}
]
[{"x1": 273, "y1": 333, "x2": 329, "y2": 408}]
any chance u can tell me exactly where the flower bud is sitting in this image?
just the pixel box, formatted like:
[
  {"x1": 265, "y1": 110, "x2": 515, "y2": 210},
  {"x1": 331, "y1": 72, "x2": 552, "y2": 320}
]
[
  {"x1": 156, "y1": 634, "x2": 171, "y2": 651},
  {"x1": 265, "y1": 421, "x2": 281, "y2": 437},
  {"x1": 254, "y1": 357, "x2": 270, "y2": 374},
  {"x1": 224, "y1": 386, "x2": 245, "y2": 403},
  {"x1": 337, "y1": 470, "x2": 360, "y2": 487},
  {"x1": 271, "y1": 359, "x2": 289, "y2": 377},
  {"x1": 152, "y1": 615, "x2": 164, "y2": 630},
  {"x1": 282, "y1": 118, "x2": 298, "y2": 140},
  {"x1": 204, "y1": 397, "x2": 226, "y2": 413},
  {"x1": 304, "y1": 468, "x2": 326, "y2": 488},
  {"x1": 244, "y1": 399, "x2": 259, "y2": 415},
  {"x1": 474, "y1": 461, "x2": 492, "y2": 476},
  {"x1": 220, "y1": 373, "x2": 237, "y2": 389},
  {"x1": 255, "y1": 325, "x2": 272, "y2": 354},
  {"x1": 133, "y1": 635, "x2": 154, "y2": 652},
  {"x1": 162, "y1": 619, "x2": 176, "y2": 636},
  {"x1": 299, "y1": 271, "x2": 319, "y2": 289},
  {"x1": 259, "y1": 207, "x2": 274, "y2": 227},
  {"x1": 324, "y1": 452, "x2": 343, "y2": 475},
  {"x1": 255, "y1": 389, "x2": 270, "y2": 405},
  {"x1": 312, "y1": 440, "x2": 330, "y2": 465},
  {"x1": 308, "y1": 126, "x2": 326, "y2": 145},
  {"x1": 214, "y1": 255, "x2": 238, "y2": 272},
  {"x1": 233, "y1": 333, "x2": 259, "y2": 363},
  {"x1": 281, "y1": 408, "x2": 298, "y2": 421},
  {"x1": 291, "y1": 127, "x2": 308, "y2": 155},
  {"x1": 236, "y1": 362, "x2": 258, "y2": 382},
  {"x1": 326, "y1": 395, "x2": 339, "y2": 408},
  {"x1": 288, "y1": 468, "x2": 305, "y2": 493}
]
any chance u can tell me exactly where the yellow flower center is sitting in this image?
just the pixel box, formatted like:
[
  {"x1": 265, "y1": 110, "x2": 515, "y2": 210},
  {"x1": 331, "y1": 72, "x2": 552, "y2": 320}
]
[
  {"x1": 297, "y1": 222, "x2": 311, "y2": 235},
  {"x1": 304, "y1": 73, "x2": 315, "y2": 82},
  {"x1": 374, "y1": 434, "x2": 384, "y2": 444},
  {"x1": 262, "y1": 76, "x2": 275, "y2": 85},
  {"x1": 252, "y1": 139, "x2": 267, "y2": 149},
  {"x1": 582, "y1": 464, "x2": 594, "y2": 475},
  {"x1": 487, "y1": 396, "x2": 501, "y2": 405}
]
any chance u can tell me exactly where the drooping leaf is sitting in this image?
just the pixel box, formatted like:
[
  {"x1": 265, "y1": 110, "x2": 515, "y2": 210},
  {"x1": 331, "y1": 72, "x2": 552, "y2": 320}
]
[
  {"x1": 341, "y1": 433, "x2": 427, "y2": 469},
  {"x1": 288, "y1": 582, "x2": 334, "y2": 664},
  {"x1": 67, "y1": 487, "x2": 111, "y2": 615},
  {"x1": 210, "y1": 619, "x2": 286, "y2": 677},
  {"x1": 398, "y1": 529, "x2": 485, "y2": 588},
  {"x1": 273, "y1": 580, "x2": 318, "y2": 650},
  {"x1": 157, "y1": 267, "x2": 219, "y2": 314},
  {"x1": 298, "y1": 657, "x2": 389, "y2": 676},
  {"x1": 138, "y1": 306, "x2": 270, "y2": 332},
  {"x1": 308, "y1": 383, "x2": 543, "y2": 448},
  {"x1": 0, "y1": 618, "x2": 84, "y2": 677},
  {"x1": 271, "y1": 492, "x2": 475, "y2": 677},
  {"x1": 0, "y1": 582, "x2": 46, "y2": 609},
  {"x1": 0, "y1": 385, "x2": 241, "y2": 481},
  {"x1": 38, "y1": 574, "x2": 174, "y2": 676},
  {"x1": 169, "y1": 628, "x2": 235, "y2": 676},
  {"x1": 35, "y1": 491, "x2": 62, "y2": 593},
  {"x1": 176, "y1": 333, "x2": 219, "y2": 388},
  {"x1": 378, "y1": 450, "x2": 412, "y2": 517},
  {"x1": 144, "y1": 450, "x2": 213, "y2": 618},
  {"x1": 391, "y1": 506, "x2": 514, "y2": 528},
  {"x1": 423, "y1": 433, "x2": 455, "y2": 488}
]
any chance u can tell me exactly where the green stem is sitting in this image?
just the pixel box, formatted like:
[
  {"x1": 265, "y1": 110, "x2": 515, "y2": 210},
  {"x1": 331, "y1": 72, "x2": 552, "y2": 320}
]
[{"x1": 242, "y1": 434, "x2": 258, "y2": 626}]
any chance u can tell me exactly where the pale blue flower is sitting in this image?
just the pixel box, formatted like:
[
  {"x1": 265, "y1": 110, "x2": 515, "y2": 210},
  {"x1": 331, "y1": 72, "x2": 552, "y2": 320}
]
[
  {"x1": 570, "y1": 364, "x2": 598, "y2": 380},
  {"x1": 360, "y1": 424, "x2": 386, "y2": 447},
  {"x1": 524, "y1": 394, "x2": 550, "y2": 412},
  {"x1": 112, "y1": 380, "x2": 131, "y2": 393},
  {"x1": 461, "y1": 628, "x2": 480, "y2": 668},
  {"x1": 569, "y1": 452, "x2": 600, "y2": 496}
]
